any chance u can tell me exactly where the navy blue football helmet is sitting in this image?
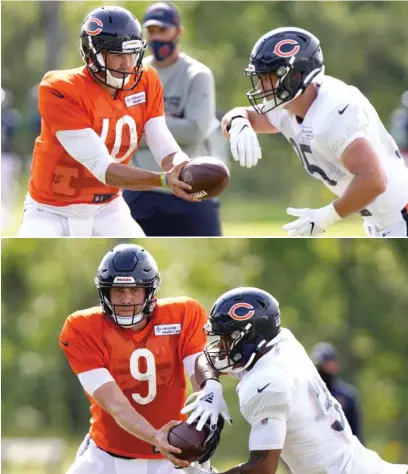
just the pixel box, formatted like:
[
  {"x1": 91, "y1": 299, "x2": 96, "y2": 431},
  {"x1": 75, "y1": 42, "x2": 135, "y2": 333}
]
[
  {"x1": 245, "y1": 27, "x2": 324, "y2": 113},
  {"x1": 80, "y1": 6, "x2": 147, "y2": 90},
  {"x1": 95, "y1": 244, "x2": 160, "y2": 327},
  {"x1": 204, "y1": 287, "x2": 281, "y2": 373}
]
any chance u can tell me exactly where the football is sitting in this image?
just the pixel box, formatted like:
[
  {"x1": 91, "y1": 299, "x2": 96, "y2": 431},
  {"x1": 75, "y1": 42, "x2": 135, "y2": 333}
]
[
  {"x1": 168, "y1": 421, "x2": 210, "y2": 462},
  {"x1": 180, "y1": 157, "x2": 230, "y2": 199}
]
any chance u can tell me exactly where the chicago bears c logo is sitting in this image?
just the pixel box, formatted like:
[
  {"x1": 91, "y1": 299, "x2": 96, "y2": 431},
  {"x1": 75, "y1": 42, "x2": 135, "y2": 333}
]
[
  {"x1": 273, "y1": 39, "x2": 300, "y2": 58},
  {"x1": 85, "y1": 17, "x2": 104, "y2": 36},
  {"x1": 228, "y1": 303, "x2": 255, "y2": 321}
]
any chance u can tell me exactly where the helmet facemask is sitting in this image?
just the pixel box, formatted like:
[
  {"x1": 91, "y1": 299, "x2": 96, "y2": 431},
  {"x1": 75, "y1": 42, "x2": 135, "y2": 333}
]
[
  {"x1": 81, "y1": 37, "x2": 147, "y2": 91},
  {"x1": 246, "y1": 54, "x2": 325, "y2": 114},
  {"x1": 204, "y1": 322, "x2": 280, "y2": 374},
  {"x1": 96, "y1": 277, "x2": 160, "y2": 328}
]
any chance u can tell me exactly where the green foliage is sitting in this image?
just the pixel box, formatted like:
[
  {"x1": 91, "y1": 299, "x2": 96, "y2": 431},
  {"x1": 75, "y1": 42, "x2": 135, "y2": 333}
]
[{"x1": 2, "y1": 239, "x2": 408, "y2": 465}]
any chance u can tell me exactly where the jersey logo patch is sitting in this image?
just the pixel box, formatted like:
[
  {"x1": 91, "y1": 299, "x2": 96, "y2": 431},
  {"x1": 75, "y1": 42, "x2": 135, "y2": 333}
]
[
  {"x1": 338, "y1": 104, "x2": 350, "y2": 115},
  {"x1": 228, "y1": 302, "x2": 255, "y2": 321},
  {"x1": 257, "y1": 383, "x2": 271, "y2": 393},
  {"x1": 154, "y1": 323, "x2": 181, "y2": 336},
  {"x1": 301, "y1": 126, "x2": 314, "y2": 139},
  {"x1": 125, "y1": 92, "x2": 146, "y2": 108},
  {"x1": 201, "y1": 393, "x2": 214, "y2": 404}
]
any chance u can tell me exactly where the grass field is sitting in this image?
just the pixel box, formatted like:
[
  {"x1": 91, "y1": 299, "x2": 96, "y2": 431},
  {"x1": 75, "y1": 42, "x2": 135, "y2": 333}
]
[{"x1": 2, "y1": 191, "x2": 365, "y2": 238}]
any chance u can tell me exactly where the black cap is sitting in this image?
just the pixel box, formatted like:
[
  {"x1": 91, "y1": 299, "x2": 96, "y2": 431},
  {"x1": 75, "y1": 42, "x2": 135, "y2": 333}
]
[
  {"x1": 310, "y1": 342, "x2": 339, "y2": 365},
  {"x1": 143, "y1": 2, "x2": 180, "y2": 29}
]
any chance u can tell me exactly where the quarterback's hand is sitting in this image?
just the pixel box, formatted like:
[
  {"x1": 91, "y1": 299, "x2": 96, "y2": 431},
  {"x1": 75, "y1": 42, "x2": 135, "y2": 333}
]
[
  {"x1": 229, "y1": 117, "x2": 262, "y2": 168},
  {"x1": 166, "y1": 162, "x2": 200, "y2": 203},
  {"x1": 282, "y1": 203, "x2": 341, "y2": 237},
  {"x1": 152, "y1": 420, "x2": 190, "y2": 468},
  {"x1": 181, "y1": 380, "x2": 232, "y2": 431}
]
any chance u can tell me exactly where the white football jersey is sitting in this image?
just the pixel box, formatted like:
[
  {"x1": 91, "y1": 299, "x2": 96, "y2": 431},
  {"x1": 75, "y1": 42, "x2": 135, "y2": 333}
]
[
  {"x1": 237, "y1": 329, "x2": 408, "y2": 474},
  {"x1": 266, "y1": 76, "x2": 408, "y2": 228}
]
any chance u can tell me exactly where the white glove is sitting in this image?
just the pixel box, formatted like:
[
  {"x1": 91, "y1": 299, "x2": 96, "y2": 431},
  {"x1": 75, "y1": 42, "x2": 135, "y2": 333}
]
[
  {"x1": 181, "y1": 462, "x2": 213, "y2": 474},
  {"x1": 229, "y1": 117, "x2": 262, "y2": 168},
  {"x1": 282, "y1": 203, "x2": 341, "y2": 237},
  {"x1": 181, "y1": 380, "x2": 232, "y2": 431}
]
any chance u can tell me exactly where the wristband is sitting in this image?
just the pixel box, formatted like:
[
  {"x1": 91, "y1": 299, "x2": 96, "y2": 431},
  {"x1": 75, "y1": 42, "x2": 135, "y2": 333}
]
[
  {"x1": 200, "y1": 378, "x2": 221, "y2": 389},
  {"x1": 226, "y1": 115, "x2": 246, "y2": 132},
  {"x1": 160, "y1": 172, "x2": 169, "y2": 189}
]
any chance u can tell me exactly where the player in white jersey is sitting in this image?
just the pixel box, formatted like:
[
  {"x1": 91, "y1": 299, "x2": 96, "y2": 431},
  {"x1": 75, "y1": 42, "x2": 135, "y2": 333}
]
[
  {"x1": 181, "y1": 288, "x2": 408, "y2": 474},
  {"x1": 221, "y1": 27, "x2": 408, "y2": 237}
]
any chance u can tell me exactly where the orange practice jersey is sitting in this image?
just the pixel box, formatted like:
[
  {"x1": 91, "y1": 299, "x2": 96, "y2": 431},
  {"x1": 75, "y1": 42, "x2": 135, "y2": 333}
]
[
  {"x1": 60, "y1": 297, "x2": 207, "y2": 459},
  {"x1": 29, "y1": 66, "x2": 164, "y2": 206}
]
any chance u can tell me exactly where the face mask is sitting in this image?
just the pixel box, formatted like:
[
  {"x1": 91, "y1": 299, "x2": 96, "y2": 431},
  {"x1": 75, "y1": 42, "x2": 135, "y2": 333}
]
[{"x1": 149, "y1": 39, "x2": 176, "y2": 61}]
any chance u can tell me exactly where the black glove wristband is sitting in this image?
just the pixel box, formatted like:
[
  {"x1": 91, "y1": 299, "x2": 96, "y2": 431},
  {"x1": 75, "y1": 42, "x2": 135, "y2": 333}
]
[
  {"x1": 200, "y1": 378, "x2": 221, "y2": 390},
  {"x1": 226, "y1": 115, "x2": 246, "y2": 132}
]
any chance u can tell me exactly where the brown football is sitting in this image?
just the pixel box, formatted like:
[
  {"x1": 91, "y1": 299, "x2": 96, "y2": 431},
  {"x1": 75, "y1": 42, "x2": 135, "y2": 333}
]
[
  {"x1": 180, "y1": 157, "x2": 230, "y2": 199},
  {"x1": 168, "y1": 421, "x2": 210, "y2": 462}
]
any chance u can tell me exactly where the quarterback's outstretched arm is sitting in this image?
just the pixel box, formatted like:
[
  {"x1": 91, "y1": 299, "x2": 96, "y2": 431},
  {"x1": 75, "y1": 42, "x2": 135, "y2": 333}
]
[
  {"x1": 56, "y1": 128, "x2": 197, "y2": 202},
  {"x1": 92, "y1": 380, "x2": 190, "y2": 468},
  {"x1": 333, "y1": 137, "x2": 387, "y2": 217}
]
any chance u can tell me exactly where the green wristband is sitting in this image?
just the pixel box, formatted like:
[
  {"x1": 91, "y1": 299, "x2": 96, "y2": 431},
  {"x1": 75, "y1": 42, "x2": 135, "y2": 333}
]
[{"x1": 160, "y1": 172, "x2": 169, "y2": 189}]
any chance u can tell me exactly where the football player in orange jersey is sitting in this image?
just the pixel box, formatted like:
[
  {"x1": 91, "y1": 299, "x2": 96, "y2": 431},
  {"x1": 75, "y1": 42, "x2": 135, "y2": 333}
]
[
  {"x1": 60, "y1": 244, "x2": 226, "y2": 474},
  {"x1": 18, "y1": 6, "x2": 200, "y2": 238}
]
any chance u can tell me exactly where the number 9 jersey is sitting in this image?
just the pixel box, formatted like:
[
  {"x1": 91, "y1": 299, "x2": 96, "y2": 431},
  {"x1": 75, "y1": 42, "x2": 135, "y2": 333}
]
[
  {"x1": 59, "y1": 297, "x2": 207, "y2": 459},
  {"x1": 29, "y1": 65, "x2": 164, "y2": 206}
]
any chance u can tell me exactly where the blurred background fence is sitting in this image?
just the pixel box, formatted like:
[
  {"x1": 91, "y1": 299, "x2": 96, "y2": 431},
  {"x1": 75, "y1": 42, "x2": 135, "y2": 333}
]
[
  {"x1": 2, "y1": 238, "x2": 408, "y2": 471},
  {"x1": 2, "y1": 1, "x2": 408, "y2": 236}
]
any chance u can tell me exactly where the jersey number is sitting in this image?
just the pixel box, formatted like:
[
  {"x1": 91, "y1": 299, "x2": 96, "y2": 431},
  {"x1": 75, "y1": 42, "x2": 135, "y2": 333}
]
[
  {"x1": 130, "y1": 348, "x2": 157, "y2": 405},
  {"x1": 101, "y1": 115, "x2": 138, "y2": 163},
  {"x1": 289, "y1": 139, "x2": 338, "y2": 186},
  {"x1": 52, "y1": 116, "x2": 138, "y2": 195},
  {"x1": 308, "y1": 376, "x2": 346, "y2": 432}
]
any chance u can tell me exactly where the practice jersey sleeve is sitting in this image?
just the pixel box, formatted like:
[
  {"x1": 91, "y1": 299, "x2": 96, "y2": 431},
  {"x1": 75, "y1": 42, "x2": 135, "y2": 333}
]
[
  {"x1": 59, "y1": 317, "x2": 108, "y2": 375},
  {"x1": 265, "y1": 109, "x2": 286, "y2": 131},
  {"x1": 38, "y1": 76, "x2": 92, "y2": 134},
  {"x1": 178, "y1": 299, "x2": 208, "y2": 361},
  {"x1": 249, "y1": 416, "x2": 287, "y2": 450},
  {"x1": 323, "y1": 102, "x2": 370, "y2": 159},
  {"x1": 145, "y1": 66, "x2": 165, "y2": 122},
  {"x1": 241, "y1": 385, "x2": 292, "y2": 425}
]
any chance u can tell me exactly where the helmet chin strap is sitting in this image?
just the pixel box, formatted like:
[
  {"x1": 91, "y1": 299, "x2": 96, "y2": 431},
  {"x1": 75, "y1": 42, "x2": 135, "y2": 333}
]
[
  {"x1": 226, "y1": 331, "x2": 282, "y2": 373},
  {"x1": 261, "y1": 64, "x2": 324, "y2": 113},
  {"x1": 104, "y1": 296, "x2": 145, "y2": 328},
  {"x1": 96, "y1": 52, "x2": 131, "y2": 89}
]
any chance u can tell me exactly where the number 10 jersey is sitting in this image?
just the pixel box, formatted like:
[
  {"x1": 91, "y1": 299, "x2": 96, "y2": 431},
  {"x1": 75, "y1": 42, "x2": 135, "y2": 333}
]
[{"x1": 29, "y1": 65, "x2": 164, "y2": 206}]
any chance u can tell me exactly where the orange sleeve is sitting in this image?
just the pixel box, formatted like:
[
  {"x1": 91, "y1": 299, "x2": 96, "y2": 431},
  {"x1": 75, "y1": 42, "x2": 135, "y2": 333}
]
[
  {"x1": 38, "y1": 79, "x2": 92, "y2": 134},
  {"x1": 179, "y1": 299, "x2": 208, "y2": 360},
  {"x1": 59, "y1": 317, "x2": 108, "y2": 375},
  {"x1": 145, "y1": 66, "x2": 165, "y2": 121}
]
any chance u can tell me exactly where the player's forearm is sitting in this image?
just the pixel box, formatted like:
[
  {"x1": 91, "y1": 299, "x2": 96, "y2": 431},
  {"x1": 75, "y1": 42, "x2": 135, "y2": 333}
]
[
  {"x1": 194, "y1": 353, "x2": 221, "y2": 388},
  {"x1": 105, "y1": 163, "x2": 162, "y2": 190},
  {"x1": 333, "y1": 172, "x2": 387, "y2": 218},
  {"x1": 111, "y1": 402, "x2": 158, "y2": 445}
]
